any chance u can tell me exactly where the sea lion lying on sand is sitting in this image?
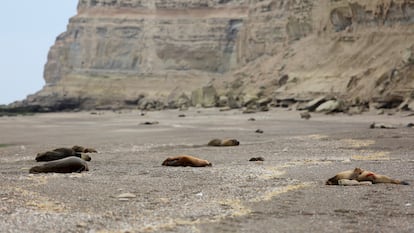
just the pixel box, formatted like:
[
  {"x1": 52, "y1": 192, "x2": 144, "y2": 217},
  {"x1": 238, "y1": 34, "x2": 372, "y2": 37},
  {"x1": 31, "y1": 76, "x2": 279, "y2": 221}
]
[
  {"x1": 30, "y1": 156, "x2": 89, "y2": 174},
  {"x1": 162, "y1": 155, "x2": 212, "y2": 167},
  {"x1": 249, "y1": 157, "x2": 265, "y2": 161},
  {"x1": 326, "y1": 168, "x2": 409, "y2": 185},
  {"x1": 36, "y1": 147, "x2": 91, "y2": 162},
  {"x1": 207, "y1": 138, "x2": 240, "y2": 147}
]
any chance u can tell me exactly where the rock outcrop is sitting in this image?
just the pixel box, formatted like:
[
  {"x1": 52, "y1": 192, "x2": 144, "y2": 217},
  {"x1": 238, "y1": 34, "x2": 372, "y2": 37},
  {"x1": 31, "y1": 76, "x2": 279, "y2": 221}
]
[{"x1": 7, "y1": 0, "x2": 414, "y2": 112}]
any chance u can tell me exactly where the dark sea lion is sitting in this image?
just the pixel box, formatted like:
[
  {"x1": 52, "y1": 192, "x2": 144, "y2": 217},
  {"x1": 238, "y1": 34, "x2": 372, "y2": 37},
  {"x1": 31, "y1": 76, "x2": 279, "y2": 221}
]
[
  {"x1": 139, "y1": 121, "x2": 159, "y2": 125},
  {"x1": 207, "y1": 138, "x2": 240, "y2": 147},
  {"x1": 29, "y1": 156, "x2": 89, "y2": 174},
  {"x1": 162, "y1": 155, "x2": 212, "y2": 167},
  {"x1": 36, "y1": 150, "x2": 91, "y2": 162},
  {"x1": 36, "y1": 151, "x2": 70, "y2": 162},
  {"x1": 53, "y1": 147, "x2": 79, "y2": 156},
  {"x1": 255, "y1": 129, "x2": 264, "y2": 134},
  {"x1": 326, "y1": 168, "x2": 409, "y2": 185},
  {"x1": 249, "y1": 157, "x2": 265, "y2": 161}
]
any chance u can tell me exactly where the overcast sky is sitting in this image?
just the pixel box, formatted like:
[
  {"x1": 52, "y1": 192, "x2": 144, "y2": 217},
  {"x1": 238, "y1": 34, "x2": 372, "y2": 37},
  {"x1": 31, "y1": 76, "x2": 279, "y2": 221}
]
[{"x1": 0, "y1": 1, "x2": 78, "y2": 104}]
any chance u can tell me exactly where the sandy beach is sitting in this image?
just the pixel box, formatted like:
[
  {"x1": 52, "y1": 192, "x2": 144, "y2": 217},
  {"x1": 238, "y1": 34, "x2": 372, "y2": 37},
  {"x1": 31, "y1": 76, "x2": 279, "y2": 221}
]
[{"x1": 0, "y1": 108, "x2": 413, "y2": 232}]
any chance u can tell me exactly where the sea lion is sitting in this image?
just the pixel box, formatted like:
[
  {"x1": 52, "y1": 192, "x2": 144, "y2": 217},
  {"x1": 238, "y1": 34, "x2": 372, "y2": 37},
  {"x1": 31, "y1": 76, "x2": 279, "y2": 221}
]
[
  {"x1": 249, "y1": 157, "x2": 265, "y2": 161},
  {"x1": 207, "y1": 139, "x2": 222, "y2": 146},
  {"x1": 255, "y1": 129, "x2": 264, "y2": 134},
  {"x1": 29, "y1": 156, "x2": 89, "y2": 174},
  {"x1": 72, "y1": 145, "x2": 98, "y2": 153},
  {"x1": 162, "y1": 155, "x2": 212, "y2": 167},
  {"x1": 35, "y1": 150, "x2": 91, "y2": 162},
  {"x1": 326, "y1": 167, "x2": 363, "y2": 185},
  {"x1": 53, "y1": 147, "x2": 79, "y2": 156},
  {"x1": 36, "y1": 151, "x2": 71, "y2": 162},
  {"x1": 356, "y1": 169, "x2": 410, "y2": 185},
  {"x1": 207, "y1": 138, "x2": 240, "y2": 147},
  {"x1": 326, "y1": 168, "x2": 409, "y2": 185},
  {"x1": 139, "y1": 121, "x2": 159, "y2": 125},
  {"x1": 220, "y1": 139, "x2": 240, "y2": 146}
]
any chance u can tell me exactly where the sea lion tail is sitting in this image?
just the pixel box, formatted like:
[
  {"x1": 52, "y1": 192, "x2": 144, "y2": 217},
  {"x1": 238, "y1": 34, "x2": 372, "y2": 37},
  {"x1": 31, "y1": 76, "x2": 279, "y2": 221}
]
[
  {"x1": 325, "y1": 176, "x2": 338, "y2": 185},
  {"x1": 29, "y1": 166, "x2": 41, "y2": 174}
]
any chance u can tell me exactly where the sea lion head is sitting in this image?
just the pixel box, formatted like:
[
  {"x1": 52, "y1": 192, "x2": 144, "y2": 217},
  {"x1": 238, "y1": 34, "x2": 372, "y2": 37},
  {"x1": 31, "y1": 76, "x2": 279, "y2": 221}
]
[
  {"x1": 72, "y1": 145, "x2": 85, "y2": 153},
  {"x1": 81, "y1": 154, "x2": 92, "y2": 161},
  {"x1": 35, "y1": 152, "x2": 45, "y2": 159},
  {"x1": 84, "y1": 148, "x2": 98, "y2": 153},
  {"x1": 350, "y1": 167, "x2": 364, "y2": 180}
]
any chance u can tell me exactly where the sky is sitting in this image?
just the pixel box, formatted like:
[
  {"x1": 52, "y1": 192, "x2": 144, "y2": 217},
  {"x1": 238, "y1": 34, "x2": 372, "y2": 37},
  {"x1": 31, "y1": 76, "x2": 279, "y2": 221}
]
[{"x1": 0, "y1": 1, "x2": 78, "y2": 105}]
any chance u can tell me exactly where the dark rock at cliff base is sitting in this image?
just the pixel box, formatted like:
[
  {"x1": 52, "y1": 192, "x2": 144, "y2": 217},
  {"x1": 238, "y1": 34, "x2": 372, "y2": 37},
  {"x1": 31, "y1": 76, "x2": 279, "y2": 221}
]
[
  {"x1": 372, "y1": 95, "x2": 404, "y2": 109},
  {"x1": 2, "y1": 95, "x2": 87, "y2": 114}
]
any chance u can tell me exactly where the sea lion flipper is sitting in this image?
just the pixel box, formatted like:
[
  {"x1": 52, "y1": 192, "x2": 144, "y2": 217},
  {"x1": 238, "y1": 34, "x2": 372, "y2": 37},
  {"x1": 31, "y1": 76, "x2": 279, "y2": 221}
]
[{"x1": 401, "y1": 181, "x2": 410, "y2": 185}]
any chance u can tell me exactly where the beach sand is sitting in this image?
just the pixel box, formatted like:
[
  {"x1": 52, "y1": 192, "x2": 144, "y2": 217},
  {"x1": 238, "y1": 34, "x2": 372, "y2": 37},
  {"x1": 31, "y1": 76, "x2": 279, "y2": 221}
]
[{"x1": 0, "y1": 108, "x2": 413, "y2": 232}]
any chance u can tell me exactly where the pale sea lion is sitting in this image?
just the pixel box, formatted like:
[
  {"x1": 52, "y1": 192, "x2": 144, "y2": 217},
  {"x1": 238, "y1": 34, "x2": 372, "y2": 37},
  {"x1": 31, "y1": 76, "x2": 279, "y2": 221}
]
[
  {"x1": 326, "y1": 168, "x2": 409, "y2": 185},
  {"x1": 220, "y1": 139, "x2": 240, "y2": 146},
  {"x1": 356, "y1": 169, "x2": 409, "y2": 185},
  {"x1": 207, "y1": 139, "x2": 222, "y2": 146},
  {"x1": 207, "y1": 138, "x2": 240, "y2": 147},
  {"x1": 29, "y1": 156, "x2": 89, "y2": 174},
  {"x1": 162, "y1": 155, "x2": 212, "y2": 167}
]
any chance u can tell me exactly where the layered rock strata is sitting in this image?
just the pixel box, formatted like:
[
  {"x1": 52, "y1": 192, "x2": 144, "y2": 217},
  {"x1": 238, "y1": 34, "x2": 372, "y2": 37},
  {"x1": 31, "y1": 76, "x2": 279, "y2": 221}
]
[{"x1": 8, "y1": 0, "x2": 414, "y2": 112}]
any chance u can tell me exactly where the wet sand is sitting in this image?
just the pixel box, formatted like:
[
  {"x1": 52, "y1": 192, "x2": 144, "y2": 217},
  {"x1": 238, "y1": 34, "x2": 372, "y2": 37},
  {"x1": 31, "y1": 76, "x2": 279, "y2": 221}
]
[{"x1": 0, "y1": 108, "x2": 413, "y2": 232}]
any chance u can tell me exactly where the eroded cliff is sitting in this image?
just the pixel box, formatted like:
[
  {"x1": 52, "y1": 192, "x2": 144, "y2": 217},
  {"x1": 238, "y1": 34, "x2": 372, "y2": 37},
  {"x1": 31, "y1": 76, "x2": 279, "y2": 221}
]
[{"x1": 11, "y1": 0, "x2": 414, "y2": 112}]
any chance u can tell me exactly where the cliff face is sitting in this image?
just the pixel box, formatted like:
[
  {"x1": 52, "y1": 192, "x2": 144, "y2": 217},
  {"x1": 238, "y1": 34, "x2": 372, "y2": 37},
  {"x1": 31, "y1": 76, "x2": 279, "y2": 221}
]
[{"x1": 17, "y1": 0, "x2": 414, "y2": 111}]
